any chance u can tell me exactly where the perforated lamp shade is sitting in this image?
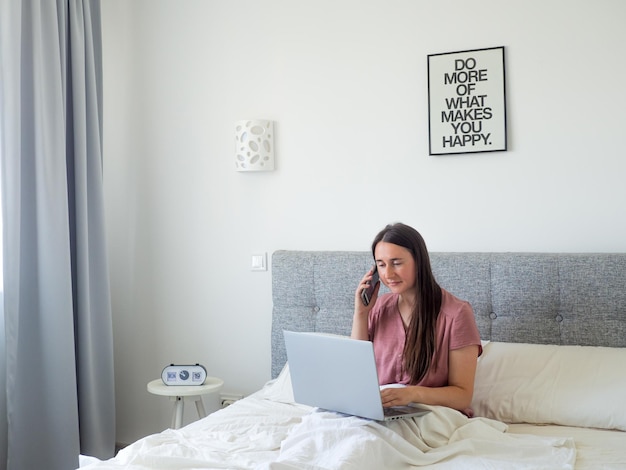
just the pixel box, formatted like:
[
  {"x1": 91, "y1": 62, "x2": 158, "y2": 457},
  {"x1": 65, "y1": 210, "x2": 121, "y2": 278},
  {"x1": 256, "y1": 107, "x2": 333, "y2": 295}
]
[{"x1": 235, "y1": 120, "x2": 275, "y2": 171}]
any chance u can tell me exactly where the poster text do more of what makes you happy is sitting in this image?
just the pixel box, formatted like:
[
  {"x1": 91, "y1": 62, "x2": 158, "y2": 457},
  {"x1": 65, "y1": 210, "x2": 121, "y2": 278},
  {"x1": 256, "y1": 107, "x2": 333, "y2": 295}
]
[{"x1": 428, "y1": 46, "x2": 507, "y2": 155}]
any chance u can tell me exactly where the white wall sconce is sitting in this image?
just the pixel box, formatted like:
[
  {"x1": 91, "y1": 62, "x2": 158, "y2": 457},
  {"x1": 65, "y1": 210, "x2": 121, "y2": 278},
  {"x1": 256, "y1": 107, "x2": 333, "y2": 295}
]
[{"x1": 235, "y1": 120, "x2": 275, "y2": 171}]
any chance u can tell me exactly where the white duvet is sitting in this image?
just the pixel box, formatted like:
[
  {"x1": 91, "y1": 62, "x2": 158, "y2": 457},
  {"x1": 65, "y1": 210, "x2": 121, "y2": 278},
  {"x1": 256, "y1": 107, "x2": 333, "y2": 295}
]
[
  {"x1": 270, "y1": 407, "x2": 574, "y2": 470},
  {"x1": 81, "y1": 372, "x2": 576, "y2": 470}
]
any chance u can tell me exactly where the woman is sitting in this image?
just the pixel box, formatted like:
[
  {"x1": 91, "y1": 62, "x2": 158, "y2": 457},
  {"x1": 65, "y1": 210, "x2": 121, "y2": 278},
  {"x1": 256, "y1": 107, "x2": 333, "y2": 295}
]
[{"x1": 351, "y1": 223, "x2": 482, "y2": 415}]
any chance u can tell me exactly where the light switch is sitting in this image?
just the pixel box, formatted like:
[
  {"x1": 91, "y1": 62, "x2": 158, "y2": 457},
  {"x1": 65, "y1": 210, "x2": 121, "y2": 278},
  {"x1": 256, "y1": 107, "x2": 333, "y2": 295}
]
[{"x1": 251, "y1": 253, "x2": 267, "y2": 271}]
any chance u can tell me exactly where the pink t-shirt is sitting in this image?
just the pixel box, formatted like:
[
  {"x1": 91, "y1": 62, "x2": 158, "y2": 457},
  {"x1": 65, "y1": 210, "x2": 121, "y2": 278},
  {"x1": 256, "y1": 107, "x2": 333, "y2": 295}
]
[{"x1": 368, "y1": 289, "x2": 482, "y2": 387}]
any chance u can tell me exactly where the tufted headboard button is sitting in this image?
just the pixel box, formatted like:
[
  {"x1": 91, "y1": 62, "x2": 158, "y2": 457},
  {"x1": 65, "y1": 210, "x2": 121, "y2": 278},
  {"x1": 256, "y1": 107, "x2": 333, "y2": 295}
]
[
  {"x1": 489, "y1": 312, "x2": 497, "y2": 320},
  {"x1": 555, "y1": 314, "x2": 564, "y2": 323},
  {"x1": 313, "y1": 306, "x2": 320, "y2": 313}
]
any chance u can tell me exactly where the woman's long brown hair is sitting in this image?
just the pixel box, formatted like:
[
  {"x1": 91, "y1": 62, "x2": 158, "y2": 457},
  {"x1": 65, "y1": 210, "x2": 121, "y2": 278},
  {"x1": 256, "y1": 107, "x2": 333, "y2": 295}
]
[{"x1": 372, "y1": 223, "x2": 442, "y2": 384}]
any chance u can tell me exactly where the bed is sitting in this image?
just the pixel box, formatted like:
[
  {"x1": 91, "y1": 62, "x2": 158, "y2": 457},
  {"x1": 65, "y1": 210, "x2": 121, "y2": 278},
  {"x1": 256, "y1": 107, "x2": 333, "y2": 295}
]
[{"x1": 81, "y1": 250, "x2": 626, "y2": 469}]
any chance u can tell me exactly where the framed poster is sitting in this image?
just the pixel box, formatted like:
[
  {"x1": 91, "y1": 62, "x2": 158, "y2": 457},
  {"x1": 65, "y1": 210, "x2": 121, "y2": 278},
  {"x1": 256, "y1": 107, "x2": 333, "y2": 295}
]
[{"x1": 428, "y1": 46, "x2": 507, "y2": 155}]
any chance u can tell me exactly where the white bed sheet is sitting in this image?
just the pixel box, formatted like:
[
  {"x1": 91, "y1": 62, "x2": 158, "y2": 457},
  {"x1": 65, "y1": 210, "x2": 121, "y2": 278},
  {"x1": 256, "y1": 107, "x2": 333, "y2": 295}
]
[
  {"x1": 80, "y1": 395, "x2": 309, "y2": 469},
  {"x1": 507, "y1": 423, "x2": 626, "y2": 470},
  {"x1": 79, "y1": 375, "x2": 601, "y2": 470},
  {"x1": 81, "y1": 398, "x2": 575, "y2": 469}
]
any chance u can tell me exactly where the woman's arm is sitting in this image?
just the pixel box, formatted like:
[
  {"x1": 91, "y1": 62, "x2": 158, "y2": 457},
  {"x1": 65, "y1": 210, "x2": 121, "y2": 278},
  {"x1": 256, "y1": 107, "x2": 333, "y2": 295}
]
[
  {"x1": 351, "y1": 268, "x2": 379, "y2": 340},
  {"x1": 380, "y1": 344, "x2": 480, "y2": 410}
]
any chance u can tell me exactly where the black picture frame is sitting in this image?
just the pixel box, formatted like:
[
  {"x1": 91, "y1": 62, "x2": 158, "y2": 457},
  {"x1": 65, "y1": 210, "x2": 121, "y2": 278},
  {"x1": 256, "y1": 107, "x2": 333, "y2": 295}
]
[{"x1": 428, "y1": 46, "x2": 507, "y2": 155}]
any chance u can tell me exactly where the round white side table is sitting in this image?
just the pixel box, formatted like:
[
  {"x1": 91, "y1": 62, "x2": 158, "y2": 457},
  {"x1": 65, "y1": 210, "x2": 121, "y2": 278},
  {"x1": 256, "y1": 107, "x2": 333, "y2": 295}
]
[{"x1": 147, "y1": 377, "x2": 224, "y2": 429}]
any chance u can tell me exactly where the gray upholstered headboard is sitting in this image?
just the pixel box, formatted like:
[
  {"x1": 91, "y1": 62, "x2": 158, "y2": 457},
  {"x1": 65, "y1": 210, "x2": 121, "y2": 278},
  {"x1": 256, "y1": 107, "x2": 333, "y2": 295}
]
[{"x1": 270, "y1": 251, "x2": 626, "y2": 378}]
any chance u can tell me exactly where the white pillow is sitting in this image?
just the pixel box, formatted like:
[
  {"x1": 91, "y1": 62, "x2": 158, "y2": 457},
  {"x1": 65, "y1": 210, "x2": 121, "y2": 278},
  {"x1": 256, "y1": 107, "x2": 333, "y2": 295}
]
[{"x1": 471, "y1": 342, "x2": 626, "y2": 431}]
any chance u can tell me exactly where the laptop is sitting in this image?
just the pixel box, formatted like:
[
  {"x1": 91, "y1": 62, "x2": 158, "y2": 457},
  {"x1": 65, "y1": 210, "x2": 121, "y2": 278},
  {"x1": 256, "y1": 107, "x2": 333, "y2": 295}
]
[{"x1": 283, "y1": 330, "x2": 429, "y2": 421}]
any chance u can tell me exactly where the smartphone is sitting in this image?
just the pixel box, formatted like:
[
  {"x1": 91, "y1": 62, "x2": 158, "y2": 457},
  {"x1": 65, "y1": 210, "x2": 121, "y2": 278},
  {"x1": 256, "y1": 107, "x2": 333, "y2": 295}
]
[{"x1": 360, "y1": 266, "x2": 380, "y2": 306}]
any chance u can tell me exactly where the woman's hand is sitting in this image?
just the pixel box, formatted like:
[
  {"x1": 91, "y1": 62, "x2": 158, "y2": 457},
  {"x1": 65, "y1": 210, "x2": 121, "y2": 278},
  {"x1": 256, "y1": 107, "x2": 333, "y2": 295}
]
[
  {"x1": 351, "y1": 267, "x2": 380, "y2": 340},
  {"x1": 380, "y1": 386, "x2": 414, "y2": 407},
  {"x1": 354, "y1": 267, "x2": 380, "y2": 312}
]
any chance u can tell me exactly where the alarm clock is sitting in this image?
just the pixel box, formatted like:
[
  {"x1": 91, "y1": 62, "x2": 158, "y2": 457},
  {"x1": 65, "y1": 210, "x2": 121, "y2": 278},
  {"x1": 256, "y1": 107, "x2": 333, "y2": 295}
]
[{"x1": 161, "y1": 364, "x2": 207, "y2": 386}]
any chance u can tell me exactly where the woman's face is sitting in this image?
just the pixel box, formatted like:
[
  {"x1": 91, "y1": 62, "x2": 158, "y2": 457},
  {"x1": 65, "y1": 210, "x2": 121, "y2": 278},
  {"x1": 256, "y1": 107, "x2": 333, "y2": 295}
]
[{"x1": 374, "y1": 241, "x2": 416, "y2": 296}]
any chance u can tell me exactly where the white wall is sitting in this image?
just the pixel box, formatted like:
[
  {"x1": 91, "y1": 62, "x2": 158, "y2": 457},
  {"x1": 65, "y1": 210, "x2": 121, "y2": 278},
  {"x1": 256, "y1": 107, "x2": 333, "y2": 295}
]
[{"x1": 102, "y1": 0, "x2": 626, "y2": 444}]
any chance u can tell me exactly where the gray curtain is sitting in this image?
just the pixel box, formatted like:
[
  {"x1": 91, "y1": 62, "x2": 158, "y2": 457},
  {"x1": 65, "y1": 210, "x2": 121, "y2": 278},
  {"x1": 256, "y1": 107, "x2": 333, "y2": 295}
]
[{"x1": 0, "y1": 1, "x2": 115, "y2": 468}]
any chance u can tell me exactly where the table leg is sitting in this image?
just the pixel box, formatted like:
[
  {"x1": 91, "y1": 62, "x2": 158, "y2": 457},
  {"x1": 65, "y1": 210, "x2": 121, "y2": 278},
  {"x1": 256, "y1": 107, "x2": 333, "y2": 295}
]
[
  {"x1": 172, "y1": 396, "x2": 184, "y2": 429},
  {"x1": 194, "y1": 397, "x2": 206, "y2": 419}
]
